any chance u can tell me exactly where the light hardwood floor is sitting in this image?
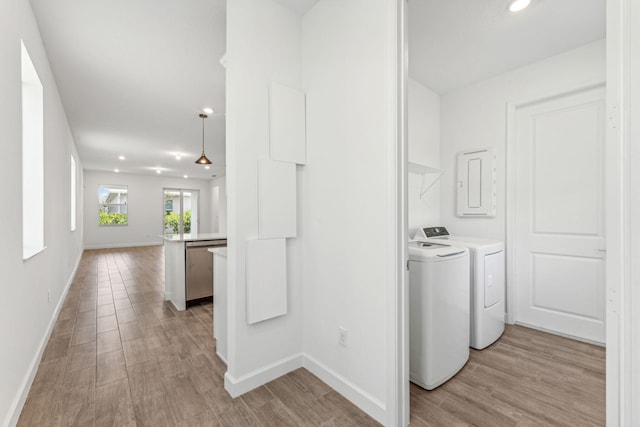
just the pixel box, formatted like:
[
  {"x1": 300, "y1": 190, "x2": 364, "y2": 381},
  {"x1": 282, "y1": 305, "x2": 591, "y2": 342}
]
[
  {"x1": 410, "y1": 325, "x2": 605, "y2": 427},
  {"x1": 18, "y1": 246, "x2": 605, "y2": 426},
  {"x1": 18, "y1": 246, "x2": 378, "y2": 427}
]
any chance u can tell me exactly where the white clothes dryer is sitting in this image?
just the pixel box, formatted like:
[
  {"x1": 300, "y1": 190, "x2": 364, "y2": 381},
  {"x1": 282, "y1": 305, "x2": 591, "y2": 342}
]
[
  {"x1": 408, "y1": 242, "x2": 470, "y2": 390},
  {"x1": 414, "y1": 226, "x2": 505, "y2": 350}
]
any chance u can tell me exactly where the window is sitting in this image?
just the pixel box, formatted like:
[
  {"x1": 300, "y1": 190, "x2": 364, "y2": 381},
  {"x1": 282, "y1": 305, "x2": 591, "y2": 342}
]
[
  {"x1": 22, "y1": 40, "x2": 45, "y2": 259},
  {"x1": 70, "y1": 155, "x2": 77, "y2": 231},
  {"x1": 99, "y1": 184, "x2": 128, "y2": 225}
]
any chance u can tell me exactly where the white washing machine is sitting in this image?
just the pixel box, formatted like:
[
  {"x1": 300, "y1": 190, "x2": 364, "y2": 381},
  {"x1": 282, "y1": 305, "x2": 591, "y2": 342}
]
[
  {"x1": 409, "y1": 242, "x2": 470, "y2": 390},
  {"x1": 414, "y1": 226, "x2": 505, "y2": 350}
]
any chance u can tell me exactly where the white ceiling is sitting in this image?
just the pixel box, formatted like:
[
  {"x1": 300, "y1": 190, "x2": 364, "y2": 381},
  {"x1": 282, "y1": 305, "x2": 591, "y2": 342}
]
[
  {"x1": 30, "y1": 0, "x2": 605, "y2": 179},
  {"x1": 409, "y1": 0, "x2": 606, "y2": 94},
  {"x1": 30, "y1": 0, "x2": 227, "y2": 180}
]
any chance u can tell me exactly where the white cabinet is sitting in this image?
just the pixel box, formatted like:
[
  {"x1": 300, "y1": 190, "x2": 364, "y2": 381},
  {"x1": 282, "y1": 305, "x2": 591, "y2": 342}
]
[{"x1": 211, "y1": 248, "x2": 228, "y2": 363}]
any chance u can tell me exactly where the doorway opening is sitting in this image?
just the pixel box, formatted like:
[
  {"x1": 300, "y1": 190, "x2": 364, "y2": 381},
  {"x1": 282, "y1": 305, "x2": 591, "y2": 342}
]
[
  {"x1": 404, "y1": 0, "x2": 607, "y2": 424},
  {"x1": 163, "y1": 188, "x2": 199, "y2": 235}
]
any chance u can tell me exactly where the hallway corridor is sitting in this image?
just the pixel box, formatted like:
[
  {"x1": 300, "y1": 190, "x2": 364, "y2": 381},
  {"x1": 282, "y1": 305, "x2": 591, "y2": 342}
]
[{"x1": 17, "y1": 246, "x2": 378, "y2": 427}]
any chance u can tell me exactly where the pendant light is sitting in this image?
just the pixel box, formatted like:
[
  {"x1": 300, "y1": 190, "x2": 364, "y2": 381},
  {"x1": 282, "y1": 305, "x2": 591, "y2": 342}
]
[{"x1": 195, "y1": 113, "x2": 212, "y2": 165}]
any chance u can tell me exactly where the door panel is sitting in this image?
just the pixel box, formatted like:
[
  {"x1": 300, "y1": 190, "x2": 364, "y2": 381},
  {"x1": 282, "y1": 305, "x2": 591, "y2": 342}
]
[
  {"x1": 532, "y1": 104, "x2": 603, "y2": 235},
  {"x1": 530, "y1": 253, "x2": 603, "y2": 320},
  {"x1": 515, "y1": 86, "x2": 605, "y2": 343},
  {"x1": 484, "y1": 251, "x2": 504, "y2": 308}
]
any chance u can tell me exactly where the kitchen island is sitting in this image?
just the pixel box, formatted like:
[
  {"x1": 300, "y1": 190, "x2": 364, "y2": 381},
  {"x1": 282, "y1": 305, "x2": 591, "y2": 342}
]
[
  {"x1": 209, "y1": 247, "x2": 227, "y2": 362},
  {"x1": 162, "y1": 232, "x2": 227, "y2": 311}
]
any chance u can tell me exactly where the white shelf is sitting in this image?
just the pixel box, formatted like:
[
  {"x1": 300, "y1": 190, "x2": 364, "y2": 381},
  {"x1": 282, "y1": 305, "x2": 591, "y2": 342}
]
[
  {"x1": 408, "y1": 162, "x2": 442, "y2": 198},
  {"x1": 408, "y1": 162, "x2": 441, "y2": 175}
]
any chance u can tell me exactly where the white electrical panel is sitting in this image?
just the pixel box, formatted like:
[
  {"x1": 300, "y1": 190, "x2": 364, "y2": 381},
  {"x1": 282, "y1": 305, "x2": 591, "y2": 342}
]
[{"x1": 456, "y1": 148, "x2": 496, "y2": 217}]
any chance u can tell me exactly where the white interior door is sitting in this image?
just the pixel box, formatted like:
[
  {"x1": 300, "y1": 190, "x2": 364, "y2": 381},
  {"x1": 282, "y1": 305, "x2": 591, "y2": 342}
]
[{"x1": 514, "y1": 85, "x2": 606, "y2": 344}]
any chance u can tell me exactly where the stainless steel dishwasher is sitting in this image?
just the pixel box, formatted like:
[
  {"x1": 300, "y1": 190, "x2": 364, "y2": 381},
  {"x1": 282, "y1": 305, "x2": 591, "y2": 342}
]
[{"x1": 185, "y1": 239, "x2": 227, "y2": 307}]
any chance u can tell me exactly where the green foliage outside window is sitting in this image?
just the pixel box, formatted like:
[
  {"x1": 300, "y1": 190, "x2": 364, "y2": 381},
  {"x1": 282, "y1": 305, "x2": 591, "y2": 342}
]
[
  {"x1": 164, "y1": 210, "x2": 191, "y2": 234},
  {"x1": 184, "y1": 210, "x2": 191, "y2": 233},
  {"x1": 99, "y1": 211, "x2": 128, "y2": 225}
]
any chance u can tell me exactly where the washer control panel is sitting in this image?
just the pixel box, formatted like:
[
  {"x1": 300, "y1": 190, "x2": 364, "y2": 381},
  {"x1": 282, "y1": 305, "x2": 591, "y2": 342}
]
[{"x1": 422, "y1": 227, "x2": 450, "y2": 238}]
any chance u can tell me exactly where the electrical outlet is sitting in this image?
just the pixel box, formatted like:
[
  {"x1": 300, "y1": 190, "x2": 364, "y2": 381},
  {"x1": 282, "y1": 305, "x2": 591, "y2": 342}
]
[{"x1": 338, "y1": 327, "x2": 347, "y2": 347}]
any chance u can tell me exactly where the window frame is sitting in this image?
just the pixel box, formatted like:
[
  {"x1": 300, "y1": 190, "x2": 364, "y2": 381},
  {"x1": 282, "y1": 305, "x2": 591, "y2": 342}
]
[
  {"x1": 70, "y1": 155, "x2": 77, "y2": 231},
  {"x1": 98, "y1": 184, "x2": 128, "y2": 226},
  {"x1": 21, "y1": 40, "x2": 45, "y2": 260}
]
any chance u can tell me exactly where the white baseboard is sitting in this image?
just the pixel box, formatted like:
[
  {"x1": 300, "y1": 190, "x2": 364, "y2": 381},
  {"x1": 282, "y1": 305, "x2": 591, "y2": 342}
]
[
  {"x1": 224, "y1": 353, "x2": 303, "y2": 398},
  {"x1": 4, "y1": 251, "x2": 83, "y2": 427},
  {"x1": 83, "y1": 242, "x2": 163, "y2": 250},
  {"x1": 221, "y1": 351, "x2": 386, "y2": 425},
  {"x1": 302, "y1": 353, "x2": 386, "y2": 425}
]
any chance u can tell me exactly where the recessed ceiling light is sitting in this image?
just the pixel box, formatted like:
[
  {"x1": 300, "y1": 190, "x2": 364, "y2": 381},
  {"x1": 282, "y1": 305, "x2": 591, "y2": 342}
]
[
  {"x1": 204, "y1": 166, "x2": 210, "y2": 170},
  {"x1": 508, "y1": 0, "x2": 531, "y2": 12},
  {"x1": 156, "y1": 169, "x2": 161, "y2": 174},
  {"x1": 203, "y1": 107, "x2": 214, "y2": 115},
  {"x1": 184, "y1": 175, "x2": 188, "y2": 179},
  {"x1": 176, "y1": 155, "x2": 181, "y2": 161},
  {"x1": 114, "y1": 168, "x2": 119, "y2": 173},
  {"x1": 118, "y1": 155, "x2": 126, "y2": 160}
]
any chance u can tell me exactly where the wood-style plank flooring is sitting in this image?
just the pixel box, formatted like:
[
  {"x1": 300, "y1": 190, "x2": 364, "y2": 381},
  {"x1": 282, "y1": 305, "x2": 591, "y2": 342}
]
[
  {"x1": 18, "y1": 246, "x2": 605, "y2": 426},
  {"x1": 18, "y1": 246, "x2": 378, "y2": 427},
  {"x1": 410, "y1": 325, "x2": 605, "y2": 426}
]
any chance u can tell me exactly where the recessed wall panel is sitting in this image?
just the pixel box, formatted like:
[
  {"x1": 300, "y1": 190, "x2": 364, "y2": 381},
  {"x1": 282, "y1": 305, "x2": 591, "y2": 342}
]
[{"x1": 467, "y1": 158, "x2": 482, "y2": 208}]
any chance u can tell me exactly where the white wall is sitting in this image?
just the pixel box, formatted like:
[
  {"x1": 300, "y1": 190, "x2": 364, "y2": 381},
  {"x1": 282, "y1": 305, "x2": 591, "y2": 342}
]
[
  {"x1": 439, "y1": 40, "x2": 606, "y2": 241},
  {"x1": 225, "y1": 0, "x2": 304, "y2": 390},
  {"x1": 0, "y1": 0, "x2": 84, "y2": 424},
  {"x1": 630, "y1": 3, "x2": 640, "y2": 422},
  {"x1": 226, "y1": 1, "x2": 399, "y2": 423},
  {"x1": 619, "y1": 0, "x2": 640, "y2": 422},
  {"x1": 408, "y1": 78, "x2": 440, "y2": 236},
  {"x1": 209, "y1": 176, "x2": 227, "y2": 234},
  {"x1": 301, "y1": 0, "x2": 397, "y2": 422},
  {"x1": 83, "y1": 170, "x2": 213, "y2": 248}
]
